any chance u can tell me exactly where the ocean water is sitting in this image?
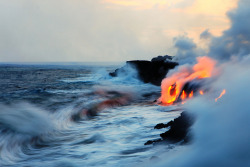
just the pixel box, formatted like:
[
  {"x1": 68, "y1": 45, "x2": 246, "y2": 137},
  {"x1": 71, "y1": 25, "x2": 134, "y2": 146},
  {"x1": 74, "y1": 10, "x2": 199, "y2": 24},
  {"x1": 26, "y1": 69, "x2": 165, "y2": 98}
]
[{"x1": 0, "y1": 64, "x2": 181, "y2": 167}]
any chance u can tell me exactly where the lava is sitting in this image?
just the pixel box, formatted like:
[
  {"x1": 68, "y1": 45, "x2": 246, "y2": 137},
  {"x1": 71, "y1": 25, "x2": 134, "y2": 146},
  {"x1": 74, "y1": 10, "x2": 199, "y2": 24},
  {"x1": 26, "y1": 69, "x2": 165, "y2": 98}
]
[
  {"x1": 215, "y1": 89, "x2": 226, "y2": 102},
  {"x1": 160, "y1": 56, "x2": 218, "y2": 105},
  {"x1": 189, "y1": 91, "x2": 193, "y2": 98},
  {"x1": 181, "y1": 90, "x2": 187, "y2": 100}
]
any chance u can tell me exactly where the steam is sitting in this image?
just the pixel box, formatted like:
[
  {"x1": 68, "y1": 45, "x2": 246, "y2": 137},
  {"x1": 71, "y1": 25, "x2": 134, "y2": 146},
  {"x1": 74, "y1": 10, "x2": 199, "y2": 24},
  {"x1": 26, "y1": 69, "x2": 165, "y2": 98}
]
[
  {"x1": 208, "y1": 0, "x2": 250, "y2": 61},
  {"x1": 160, "y1": 56, "x2": 218, "y2": 105},
  {"x1": 173, "y1": 0, "x2": 250, "y2": 63},
  {"x1": 155, "y1": 1, "x2": 250, "y2": 166},
  {"x1": 172, "y1": 36, "x2": 199, "y2": 64},
  {"x1": 154, "y1": 56, "x2": 250, "y2": 167}
]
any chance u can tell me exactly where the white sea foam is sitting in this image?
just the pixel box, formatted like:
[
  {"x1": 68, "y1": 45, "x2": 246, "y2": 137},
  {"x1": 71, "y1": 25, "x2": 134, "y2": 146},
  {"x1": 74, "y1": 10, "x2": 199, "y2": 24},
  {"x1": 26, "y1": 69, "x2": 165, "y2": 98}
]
[{"x1": 0, "y1": 102, "x2": 54, "y2": 136}]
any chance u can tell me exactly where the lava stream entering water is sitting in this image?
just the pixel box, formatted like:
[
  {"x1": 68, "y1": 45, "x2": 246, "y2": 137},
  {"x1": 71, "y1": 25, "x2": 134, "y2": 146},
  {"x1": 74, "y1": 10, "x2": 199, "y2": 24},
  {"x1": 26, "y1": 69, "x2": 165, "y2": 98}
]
[{"x1": 159, "y1": 56, "x2": 225, "y2": 105}]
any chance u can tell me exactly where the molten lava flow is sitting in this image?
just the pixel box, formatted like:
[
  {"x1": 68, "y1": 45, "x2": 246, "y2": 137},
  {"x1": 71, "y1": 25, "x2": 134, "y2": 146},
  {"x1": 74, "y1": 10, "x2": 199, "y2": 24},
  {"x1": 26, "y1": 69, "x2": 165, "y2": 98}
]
[
  {"x1": 215, "y1": 89, "x2": 226, "y2": 102},
  {"x1": 160, "y1": 56, "x2": 217, "y2": 105},
  {"x1": 181, "y1": 90, "x2": 187, "y2": 100},
  {"x1": 199, "y1": 90, "x2": 204, "y2": 95},
  {"x1": 189, "y1": 91, "x2": 193, "y2": 98}
]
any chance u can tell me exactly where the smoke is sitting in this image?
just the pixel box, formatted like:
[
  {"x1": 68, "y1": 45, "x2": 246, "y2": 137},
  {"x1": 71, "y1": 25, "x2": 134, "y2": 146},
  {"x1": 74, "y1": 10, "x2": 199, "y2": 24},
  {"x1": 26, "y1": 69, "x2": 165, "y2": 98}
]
[
  {"x1": 153, "y1": 55, "x2": 250, "y2": 167},
  {"x1": 173, "y1": 0, "x2": 250, "y2": 63}
]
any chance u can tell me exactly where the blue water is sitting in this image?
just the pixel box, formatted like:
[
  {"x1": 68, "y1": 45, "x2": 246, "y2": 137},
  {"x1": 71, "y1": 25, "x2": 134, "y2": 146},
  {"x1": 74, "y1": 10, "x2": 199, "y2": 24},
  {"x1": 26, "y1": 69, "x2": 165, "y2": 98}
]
[{"x1": 0, "y1": 64, "x2": 181, "y2": 167}]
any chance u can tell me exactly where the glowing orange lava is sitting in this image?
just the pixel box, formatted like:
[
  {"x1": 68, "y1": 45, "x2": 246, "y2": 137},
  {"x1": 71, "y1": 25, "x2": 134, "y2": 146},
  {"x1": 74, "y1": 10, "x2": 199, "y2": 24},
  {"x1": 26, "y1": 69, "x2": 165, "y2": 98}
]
[
  {"x1": 160, "y1": 56, "x2": 217, "y2": 105},
  {"x1": 181, "y1": 90, "x2": 187, "y2": 100},
  {"x1": 189, "y1": 91, "x2": 193, "y2": 98},
  {"x1": 199, "y1": 90, "x2": 204, "y2": 95},
  {"x1": 215, "y1": 89, "x2": 226, "y2": 102}
]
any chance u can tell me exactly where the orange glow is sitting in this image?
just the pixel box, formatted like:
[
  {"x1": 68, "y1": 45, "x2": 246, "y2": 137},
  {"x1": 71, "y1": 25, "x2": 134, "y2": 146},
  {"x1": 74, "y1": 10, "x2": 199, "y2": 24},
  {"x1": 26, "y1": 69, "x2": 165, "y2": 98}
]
[
  {"x1": 199, "y1": 90, "x2": 204, "y2": 95},
  {"x1": 160, "y1": 56, "x2": 217, "y2": 104},
  {"x1": 181, "y1": 90, "x2": 187, "y2": 100},
  {"x1": 215, "y1": 89, "x2": 226, "y2": 102},
  {"x1": 191, "y1": 56, "x2": 217, "y2": 79},
  {"x1": 165, "y1": 85, "x2": 179, "y2": 105},
  {"x1": 189, "y1": 91, "x2": 193, "y2": 98}
]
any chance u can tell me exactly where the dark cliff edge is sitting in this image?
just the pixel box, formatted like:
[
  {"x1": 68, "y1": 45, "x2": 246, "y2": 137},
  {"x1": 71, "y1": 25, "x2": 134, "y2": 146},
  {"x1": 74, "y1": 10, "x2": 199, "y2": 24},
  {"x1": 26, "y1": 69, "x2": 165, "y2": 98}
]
[{"x1": 110, "y1": 55, "x2": 178, "y2": 86}]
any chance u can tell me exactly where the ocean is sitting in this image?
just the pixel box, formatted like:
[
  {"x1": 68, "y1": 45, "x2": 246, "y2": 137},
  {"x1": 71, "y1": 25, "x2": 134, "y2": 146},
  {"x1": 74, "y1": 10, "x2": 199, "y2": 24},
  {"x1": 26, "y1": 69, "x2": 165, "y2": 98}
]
[{"x1": 0, "y1": 64, "x2": 181, "y2": 167}]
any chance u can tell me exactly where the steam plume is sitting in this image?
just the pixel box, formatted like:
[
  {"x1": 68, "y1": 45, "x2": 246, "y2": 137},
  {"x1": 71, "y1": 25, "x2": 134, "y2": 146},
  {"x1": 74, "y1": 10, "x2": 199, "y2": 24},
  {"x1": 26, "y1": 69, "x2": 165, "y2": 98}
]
[
  {"x1": 173, "y1": 0, "x2": 250, "y2": 63},
  {"x1": 155, "y1": 0, "x2": 250, "y2": 166},
  {"x1": 155, "y1": 56, "x2": 250, "y2": 167},
  {"x1": 209, "y1": 0, "x2": 250, "y2": 61}
]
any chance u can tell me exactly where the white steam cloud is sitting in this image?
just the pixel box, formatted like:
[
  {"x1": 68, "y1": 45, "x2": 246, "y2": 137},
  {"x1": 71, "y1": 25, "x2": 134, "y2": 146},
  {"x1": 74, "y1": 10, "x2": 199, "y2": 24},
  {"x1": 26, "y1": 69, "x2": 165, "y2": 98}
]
[
  {"x1": 153, "y1": 0, "x2": 250, "y2": 166},
  {"x1": 154, "y1": 54, "x2": 250, "y2": 167},
  {"x1": 209, "y1": 0, "x2": 250, "y2": 60},
  {"x1": 173, "y1": 35, "x2": 205, "y2": 64},
  {"x1": 173, "y1": 0, "x2": 250, "y2": 63}
]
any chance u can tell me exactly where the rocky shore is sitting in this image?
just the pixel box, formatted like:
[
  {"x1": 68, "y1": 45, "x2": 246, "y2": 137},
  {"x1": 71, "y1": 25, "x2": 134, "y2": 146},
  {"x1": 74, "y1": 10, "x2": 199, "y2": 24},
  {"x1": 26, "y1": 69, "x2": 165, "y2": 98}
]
[
  {"x1": 110, "y1": 55, "x2": 195, "y2": 145},
  {"x1": 145, "y1": 111, "x2": 195, "y2": 145}
]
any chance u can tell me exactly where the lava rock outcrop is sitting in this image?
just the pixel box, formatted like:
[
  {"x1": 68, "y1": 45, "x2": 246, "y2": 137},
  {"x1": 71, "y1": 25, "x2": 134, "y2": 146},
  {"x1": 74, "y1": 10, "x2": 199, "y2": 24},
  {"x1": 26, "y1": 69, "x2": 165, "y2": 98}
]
[
  {"x1": 110, "y1": 55, "x2": 178, "y2": 86},
  {"x1": 145, "y1": 111, "x2": 195, "y2": 145}
]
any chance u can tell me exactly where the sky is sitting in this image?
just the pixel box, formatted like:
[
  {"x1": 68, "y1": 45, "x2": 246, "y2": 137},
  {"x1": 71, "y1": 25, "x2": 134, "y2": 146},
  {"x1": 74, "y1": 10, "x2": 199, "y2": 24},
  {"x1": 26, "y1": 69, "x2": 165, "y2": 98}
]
[{"x1": 0, "y1": 0, "x2": 238, "y2": 62}]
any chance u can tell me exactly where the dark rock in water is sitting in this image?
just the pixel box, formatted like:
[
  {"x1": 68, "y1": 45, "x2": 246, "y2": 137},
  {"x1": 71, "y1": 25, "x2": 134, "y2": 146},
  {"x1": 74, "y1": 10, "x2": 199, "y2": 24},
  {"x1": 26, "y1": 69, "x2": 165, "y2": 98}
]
[
  {"x1": 145, "y1": 111, "x2": 195, "y2": 145},
  {"x1": 154, "y1": 121, "x2": 174, "y2": 129},
  {"x1": 160, "y1": 111, "x2": 195, "y2": 142},
  {"x1": 110, "y1": 55, "x2": 178, "y2": 86}
]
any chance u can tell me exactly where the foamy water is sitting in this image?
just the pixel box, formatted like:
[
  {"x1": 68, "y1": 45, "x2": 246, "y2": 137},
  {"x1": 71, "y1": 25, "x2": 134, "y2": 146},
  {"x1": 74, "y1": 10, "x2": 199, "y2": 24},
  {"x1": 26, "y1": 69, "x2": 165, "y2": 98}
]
[{"x1": 0, "y1": 64, "x2": 181, "y2": 167}]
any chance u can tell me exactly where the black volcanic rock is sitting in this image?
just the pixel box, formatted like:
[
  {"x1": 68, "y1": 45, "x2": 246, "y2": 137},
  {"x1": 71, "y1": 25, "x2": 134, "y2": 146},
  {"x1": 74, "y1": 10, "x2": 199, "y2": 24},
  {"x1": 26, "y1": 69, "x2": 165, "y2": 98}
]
[
  {"x1": 160, "y1": 111, "x2": 195, "y2": 142},
  {"x1": 110, "y1": 55, "x2": 178, "y2": 86},
  {"x1": 145, "y1": 111, "x2": 195, "y2": 145}
]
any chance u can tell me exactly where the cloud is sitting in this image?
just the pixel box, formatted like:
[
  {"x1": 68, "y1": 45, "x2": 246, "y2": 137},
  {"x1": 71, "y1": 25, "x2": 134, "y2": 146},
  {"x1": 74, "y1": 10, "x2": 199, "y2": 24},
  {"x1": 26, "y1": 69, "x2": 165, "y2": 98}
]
[
  {"x1": 104, "y1": 0, "x2": 189, "y2": 10},
  {"x1": 200, "y1": 29, "x2": 212, "y2": 40},
  {"x1": 172, "y1": 35, "x2": 206, "y2": 64},
  {"x1": 0, "y1": 0, "x2": 176, "y2": 62},
  {"x1": 208, "y1": 0, "x2": 250, "y2": 61},
  {"x1": 173, "y1": 0, "x2": 250, "y2": 63},
  {"x1": 0, "y1": 0, "x2": 238, "y2": 62}
]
